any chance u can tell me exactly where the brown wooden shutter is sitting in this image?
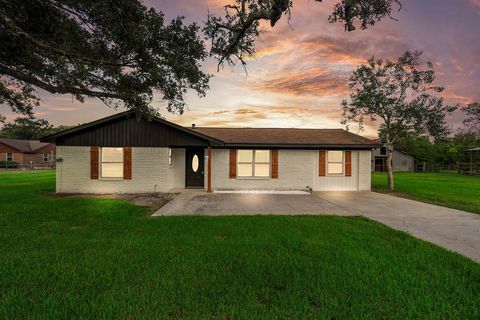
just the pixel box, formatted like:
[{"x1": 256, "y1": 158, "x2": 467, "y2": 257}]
[
  {"x1": 319, "y1": 151, "x2": 326, "y2": 176},
  {"x1": 229, "y1": 149, "x2": 237, "y2": 178},
  {"x1": 345, "y1": 150, "x2": 352, "y2": 177},
  {"x1": 271, "y1": 149, "x2": 278, "y2": 179},
  {"x1": 124, "y1": 147, "x2": 132, "y2": 180},
  {"x1": 90, "y1": 146, "x2": 99, "y2": 179}
]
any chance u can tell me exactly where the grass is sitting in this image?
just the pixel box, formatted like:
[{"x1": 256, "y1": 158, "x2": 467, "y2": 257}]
[
  {"x1": 1, "y1": 170, "x2": 480, "y2": 319},
  {"x1": 372, "y1": 172, "x2": 480, "y2": 214}
]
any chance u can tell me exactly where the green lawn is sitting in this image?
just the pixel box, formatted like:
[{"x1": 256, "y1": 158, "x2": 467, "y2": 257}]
[
  {"x1": 372, "y1": 172, "x2": 480, "y2": 214},
  {"x1": 1, "y1": 171, "x2": 480, "y2": 319}
]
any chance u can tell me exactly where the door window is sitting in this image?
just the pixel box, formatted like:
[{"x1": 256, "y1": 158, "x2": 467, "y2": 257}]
[{"x1": 192, "y1": 154, "x2": 199, "y2": 172}]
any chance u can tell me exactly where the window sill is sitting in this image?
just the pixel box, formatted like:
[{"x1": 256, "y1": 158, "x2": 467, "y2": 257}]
[
  {"x1": 236, "y1": 177, "x2": 271, "y2": 180},
  {"x1": 99, "y1": 177, "x2": 124, "y2": 181}
]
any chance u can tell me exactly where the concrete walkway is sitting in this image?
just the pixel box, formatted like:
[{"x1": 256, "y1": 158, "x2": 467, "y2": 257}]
[{"x1": 153, "y1": 190, "x2": 480, "y2": 262}]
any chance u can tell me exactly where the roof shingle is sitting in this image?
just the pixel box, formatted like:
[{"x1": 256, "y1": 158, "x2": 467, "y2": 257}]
[
  {"x1": 192, "y1": 127, "x2": 376, "y2": 147},
  {"x1": 0, "y1": 138, "x2": 51, "y2": 153}
]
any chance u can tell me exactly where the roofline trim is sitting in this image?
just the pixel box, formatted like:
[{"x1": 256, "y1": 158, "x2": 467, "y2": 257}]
[{"x1": 220, "y1": 143, "x2": 380, "y2": 149}]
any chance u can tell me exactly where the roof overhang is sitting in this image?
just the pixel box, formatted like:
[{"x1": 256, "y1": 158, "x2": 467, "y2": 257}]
[{"x1": 217, "y1": 143, "x2": 379, "y2": 149}]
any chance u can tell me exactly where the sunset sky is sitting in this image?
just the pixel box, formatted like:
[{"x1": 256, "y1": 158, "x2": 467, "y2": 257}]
[{"x1": 2, "y1": 0, "x2": 480, "y2": 138}]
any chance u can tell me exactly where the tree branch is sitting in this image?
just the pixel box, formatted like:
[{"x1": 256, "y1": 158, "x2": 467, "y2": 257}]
[{"x1": 0, "y1": 65, "x2": 124, "y2": 99}]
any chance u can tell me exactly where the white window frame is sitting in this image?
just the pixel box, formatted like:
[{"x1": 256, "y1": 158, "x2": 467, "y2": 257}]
[
  {"x1": 168, "y1": 148, "x2": 172, "y2": 166},
  {"x1": 237, "y1": 149, "x2": 271, "y2": 179},
  {"x1": 43, "y1": 153, "x2": 49, "y2": 162},
  {"x1": 6, "y1": 153, "x2": 13, "y2": 162},
  {"x1": 327, "y1": 150, "x2": 344, "y2": 176},
  {"x1": 100, "y1": 147, "x2": 124, "y2": 179}
]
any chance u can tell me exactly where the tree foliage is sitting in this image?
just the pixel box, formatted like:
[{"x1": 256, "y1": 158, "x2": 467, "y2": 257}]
[
  {"x1": 0, "y1": 0, "x2": 402, "y2": 117},
  {"x1": 204, "y1": 0, "x2": 402, "y2": 68},
  {"x1": 342, "y1": 50, "x2": 457, "y2": 189},
  {"x1": 0, "y1": 0, "x2": 210, "y2": 117},
  {"x1": 396, "y1": 133, "x2": 480, "y2": 165},
  {"x1": 462, "y1": 102, "x2": 480, "y2": 135},
  {"x1": 0, "y1": 117, "x2": 72, "y2": 140}
]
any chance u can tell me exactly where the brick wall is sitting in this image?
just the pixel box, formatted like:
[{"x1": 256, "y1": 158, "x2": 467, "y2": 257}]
[{"x1": 0, "y1": 142, "x2": 55, "y2": 167}]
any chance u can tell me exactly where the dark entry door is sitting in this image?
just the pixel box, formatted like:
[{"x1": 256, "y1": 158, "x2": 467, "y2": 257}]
[{"x1": 185, "y1": 148, "x2": 204, "y2": 188}]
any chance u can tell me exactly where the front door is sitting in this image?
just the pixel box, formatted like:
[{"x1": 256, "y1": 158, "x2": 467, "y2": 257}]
[{"x1": 185, "y1": 148, "x2": 205, "y2": 188}]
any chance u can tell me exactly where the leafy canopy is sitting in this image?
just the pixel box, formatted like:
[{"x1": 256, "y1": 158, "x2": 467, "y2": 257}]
[
  {"x1": 0, "y1": 0, "x2": 209, "y2": 117},
  {"x1": 342, "y1": 50, "x2": 457, "y2": 145},
  {"x1": 1, "y1": 0, "x2": 401, "y2": 116}
]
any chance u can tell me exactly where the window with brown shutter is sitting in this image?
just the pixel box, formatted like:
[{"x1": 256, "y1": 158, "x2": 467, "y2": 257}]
[
  {"x1": 124, "y1": 147, "x2": 132, "y2": 180},
  {"x1": 345, "y1": 150, "x2": 352, "y2": 177},
  {"x1": 90, "y1": 146, "x2": 99, "y2": 179},
  {"x1": 271, "y1": 149, "x2": 278, "y2": 179},
  {"x1": 229, "y1": 149, "x2": 236, "y2": 178},
  {"x1": 319, "y1": 151, "x2": 326, "y2": 176}
]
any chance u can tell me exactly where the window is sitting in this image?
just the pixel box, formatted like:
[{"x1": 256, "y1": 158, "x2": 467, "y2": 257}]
[
  {"x1": 43, "y1": 154, "x2": 49, "y2": 162},
  {"x1": 327, "y1": 150, "x2": 344, "y2": 175},
  {"x1": 6, "y1": 153, "x2": 13, "y2": 161},
  {"x1": 101, "y1": 147, "x2": 123, "y2": 178},
  {"x1": 380, "y1": 147, "x2": 387, "y2": 155},
  {"x1": 237, "y1": 150, "x2": 270, "y2": 178},
  {"x1": 168, "y1": 148, "x2": 172, "y2": 166}
]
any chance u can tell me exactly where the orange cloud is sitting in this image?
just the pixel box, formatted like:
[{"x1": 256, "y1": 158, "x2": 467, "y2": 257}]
[{"x1": 252, "y1": 68, "x2": 350, "y2": 96}]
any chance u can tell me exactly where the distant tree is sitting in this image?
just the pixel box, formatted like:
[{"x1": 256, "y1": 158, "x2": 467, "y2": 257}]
[
  {"x1": 448, "y1": 132, "x2": 480, "y2": 162},
  {"x1": 0, "y1": 0, "x2": 209, "y2": 118},
  {"x1": 462, "y1": 102, "x2": 480, "y2": 135},
  {"x1": 396, "y1": 136, "x2": 437, "y2": 164},
  {"x1": 341, "y1": 50, "x2": 457, "y2": 190},
  {"x1": 0, "y1": 117, "x2": 72, "y2": 140},
  {"x1": 205, "y1": 0, "x2": 402, "y2": 68},
  {"x1": 396, "y1": 132, "x2": 480, "y2": 166}
]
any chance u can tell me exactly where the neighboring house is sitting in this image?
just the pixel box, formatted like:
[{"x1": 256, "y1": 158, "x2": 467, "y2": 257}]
[
  {"x1": 372, "y1": 145, "x2": 415, "y2": 172},
  {"x1": 0, "y1": 138, "x2": 56, "y2": 168},
  {"x1": 42, "y1": 111, "x2": 378, "y2": 194}
]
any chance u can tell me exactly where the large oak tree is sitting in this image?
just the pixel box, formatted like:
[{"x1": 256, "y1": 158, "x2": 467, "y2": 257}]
[
  {"x1": 0, "y1": 0, "x2": 209, "y2": 117},
  {"x1": 341, "y1": 50, "x2": 456, "y2": 190},
  {"x1": 1, "y1": 0, "x2": 401, "y2": 117}
]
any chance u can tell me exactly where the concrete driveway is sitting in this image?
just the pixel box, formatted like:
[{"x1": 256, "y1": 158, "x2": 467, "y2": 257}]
[{"x1": 153, "y1": 190, "x2": 480, "y2": 262}]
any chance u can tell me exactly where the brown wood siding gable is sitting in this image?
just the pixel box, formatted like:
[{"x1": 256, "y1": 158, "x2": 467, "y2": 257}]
[
  {"x1": 271, "y1": 149, "x2": 278, "y2": 179},
  {"x1": 319, "y1": 151, "x2": 326, "y2": 176},
  {"x1": 90, "y1": 146, "x2": 99, "y2": 179},
  {"x1": 124, "y1": 147, "x2": 132, "y2": 180},
  {"x1": 229, "y1": 149, "x2": 237, "y2": 178},
  {"x1": 345, "y1": 150, "x2": 352, "y2": 177}
]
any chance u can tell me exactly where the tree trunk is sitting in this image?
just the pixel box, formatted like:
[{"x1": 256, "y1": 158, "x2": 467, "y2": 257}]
[{"x1": 386, "y1": 143, "x2": 394, "y2": 191}]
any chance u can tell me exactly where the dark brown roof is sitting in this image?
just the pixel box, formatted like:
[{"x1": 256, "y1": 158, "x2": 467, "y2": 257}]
[
  {"x1": 0, "y1": 138, "x2": 51, "y2": 153},
  {"x1": 192, "y1": 127, "x2": 377, "y2": 148},
  {"x1": 41, "y1": 111, "x2": 377, "y2": 149}
]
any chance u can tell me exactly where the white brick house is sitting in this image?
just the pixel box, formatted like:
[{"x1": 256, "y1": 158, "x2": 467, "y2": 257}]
[{"x1": 43, "y1": 111, "x2": 378, "y2": 193}]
